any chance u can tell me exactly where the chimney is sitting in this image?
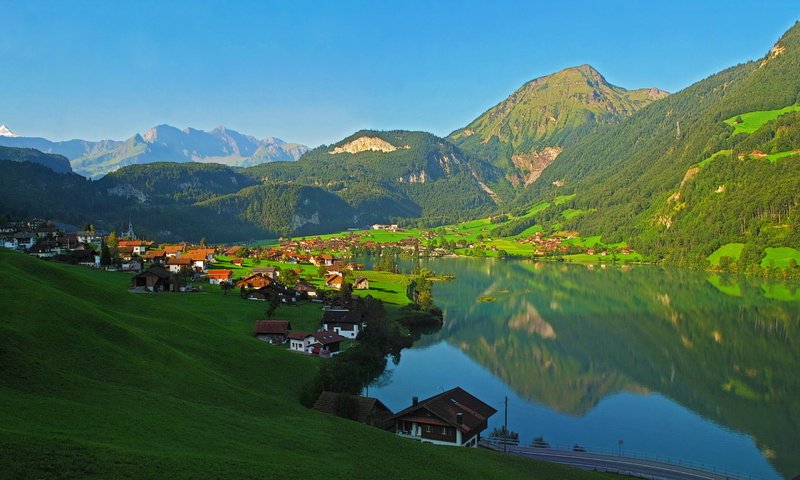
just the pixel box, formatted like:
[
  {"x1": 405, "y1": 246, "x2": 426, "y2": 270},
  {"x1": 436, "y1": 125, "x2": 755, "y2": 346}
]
[
  {"x1": 456, "y1": 412, "x2": 463, "y2": 425},
  {"x1": 412, "y1": 396, "x2": 418, "y2": 406}
]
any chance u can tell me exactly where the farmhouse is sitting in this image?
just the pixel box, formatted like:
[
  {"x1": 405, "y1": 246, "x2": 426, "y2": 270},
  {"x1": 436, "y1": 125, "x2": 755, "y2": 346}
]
[
  {"x1": 131, "y1": 266, "x2": 174, "y2": 292},
  {"x1": 353, "y1": 277, "x2": 370, "y2": 290},
  {"x1": 143, "y1": 249, "x2": 166, "y2": 264},
  {"x1": 309, "y1": 330, "x2": 347, "y2": 357},
  {"x1": 294, "y1": 279, "x2": 319, "y2": 298},
  {"x1": 235, "y1": 273, "x2": 272, "y2": 289},
  {"x1": 252, "y1": 320, "x2": 291, "y2": 344},
  {"x1": 252, "y1": 266, "x2": 278, "y2": 280},
  {"x1": 288, "y1": 332, "x2": 315, "y2": 353},
  {"x1": 321, "y1": 309, "x2": 364, "y2": 339},
  {"x1": 384, "y1": 387, "x2": 496, "y2": 447},
  {"x1": 313, "y1": 392, "x2": 393, "y2": 426},
  {"x1": 167, "y1": 257, "x2": 192, "y2": 273},
  {"x1": 325, "y1": 273, "x2": 343, "y2": 290},
  {"x1": 207, "y1": 269, "x2": 233, "y2": 285}
]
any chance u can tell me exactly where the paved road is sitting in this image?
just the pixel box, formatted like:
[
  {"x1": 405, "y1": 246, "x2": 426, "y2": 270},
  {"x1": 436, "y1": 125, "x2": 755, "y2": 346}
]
[{"x1": 495, "y1": 445, "x2": 737, "y2": 480}]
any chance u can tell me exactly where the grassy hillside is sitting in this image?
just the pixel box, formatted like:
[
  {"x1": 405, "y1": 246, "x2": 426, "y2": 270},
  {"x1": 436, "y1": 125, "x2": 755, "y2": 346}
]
[{"x1": 0, "y1": 250, "x2": 605, "y2": 479}]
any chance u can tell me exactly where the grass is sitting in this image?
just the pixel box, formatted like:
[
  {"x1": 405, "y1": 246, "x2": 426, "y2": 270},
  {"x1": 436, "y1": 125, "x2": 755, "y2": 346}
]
[
  {"x1": 554, "y1": 194, "x2": 575, "y2": 205},
  {"x1": 760, "y1": 247, "x2": 800, "y2": 268},
  {"x1": 707, "y1": 243, "x2": 745, "y2": 266},
  {"x1": 765, "y1": 150, "x2": 800, "y2": 163},
  {"x1": 724, "y1": 104, "x2": 800, "y2": 134},
  {"x1": 0, "y1": 249, "x2": 609, "y2": 479},
  {"x1": 697, "y1": 149, "x2": 732, "y2": 168}
]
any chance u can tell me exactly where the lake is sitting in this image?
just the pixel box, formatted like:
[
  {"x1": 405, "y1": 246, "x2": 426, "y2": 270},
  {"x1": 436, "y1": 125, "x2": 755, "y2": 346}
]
[{"x1": 369, "y1": 258, "x2": 800, "y2": 479}]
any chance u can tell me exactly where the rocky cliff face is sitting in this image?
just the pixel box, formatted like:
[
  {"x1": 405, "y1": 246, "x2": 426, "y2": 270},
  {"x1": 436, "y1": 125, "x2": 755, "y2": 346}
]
[{"x1": 329, "y1": 136, "x2": 402, "y2": 154}]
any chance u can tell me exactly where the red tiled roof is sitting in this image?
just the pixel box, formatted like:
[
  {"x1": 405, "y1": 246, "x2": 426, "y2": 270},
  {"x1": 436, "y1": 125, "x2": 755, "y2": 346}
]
[
  {"x1": 288, "y1": 331, "x2": 314, "y2": 340},
  {"x1": 207, "y1": 269, "x2": 232, "y2": 279},
  {"x1": 167, "y1": 257, "x2": 192, "y2": 266}
]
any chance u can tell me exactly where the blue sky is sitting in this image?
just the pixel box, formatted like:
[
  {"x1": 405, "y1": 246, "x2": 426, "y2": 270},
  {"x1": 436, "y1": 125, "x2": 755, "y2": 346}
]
[{"x1": 1, "y1": 1, "x2": 798, "y2": 147}]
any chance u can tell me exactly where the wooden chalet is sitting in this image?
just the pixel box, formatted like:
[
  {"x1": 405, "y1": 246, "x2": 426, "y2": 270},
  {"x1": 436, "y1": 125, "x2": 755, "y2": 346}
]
[
  {"x1": 131, "y1": 266, "x2": 175, "y2": 292},
  {"x1": 325, "y1": 273, "x2": 343, "y2": 290},
  {"x1": 246, "y1": 284, "x2": 297, "y2": 304},
  {"x1": 321, "y1": 308, "x2": 364, "y2": 339},
  {"x1": 384, "y1": 387, "x2": 496, "y2": 447},
  {"x1": 294, "y1": 279, "x2": 319, "y2": 298},
  {"x1": 252, "y1": 320, "x2": 291, "y2": 344},
  {"x1": 224, "y1": 245, "x2": 242, "y2": 256},
  {"x1": 252, "y1": 266, "x2": 278, "y2": 280},
  {"x1": 235, "y1": 273, "x2": 272, "y2": 289},
  {"x1": 353, "y1": 277, "x2": 370, "y2": 290},
  {"x1": 162, "y1": 245, "x2": 185, "y2": 257},
  {"x1": 309, "y1": 330, "x2": 347, "y2": 357},
  {"x1": 313, "y1": 392, "x2": 393, "y2": 426},
  {"x1": 167, "y1": 256, "x2": 193, "y2": 273},
  {"x1": 143, "y1": 249, "x2": 166, "y2": 264}
]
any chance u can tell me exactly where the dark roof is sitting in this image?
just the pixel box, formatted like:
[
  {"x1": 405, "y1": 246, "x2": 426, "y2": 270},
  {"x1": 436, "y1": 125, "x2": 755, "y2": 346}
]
[
  {"x1": 314, "y1": 330, "x2": 347, "y2": 345},
  {"x1": 287, "y1": 331, "x2": 314, "y2": 340},
  {"x1": 252, "y1": 320, "x2": 291, "y2": 335},
  {"x1": 134, "y1": 266, "x2": 171, "y2": 279},
  {"x1": 387, "y1": 387, "x2": 497, "y2": 436},
  {"x1": 322, "y1": 309, "x2": 361, "y2": 324},
  {"x1": 313, "y1": 391, "x2": 393, "y2": 423}
]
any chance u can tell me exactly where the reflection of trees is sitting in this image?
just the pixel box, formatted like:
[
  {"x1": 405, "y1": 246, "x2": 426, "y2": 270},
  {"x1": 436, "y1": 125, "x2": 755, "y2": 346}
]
[{"x1": 414, "y1": 258, "x2": 800, "y2": 478}]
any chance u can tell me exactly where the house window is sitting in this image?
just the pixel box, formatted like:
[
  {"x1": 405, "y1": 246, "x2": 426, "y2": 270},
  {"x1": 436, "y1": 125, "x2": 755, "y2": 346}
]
[
  {"x1": 442, "y1": 427, "x2": 448, "y2": 435},
  {"x1": 425, "y1": 425, "x2": 432, "y2": 433}
]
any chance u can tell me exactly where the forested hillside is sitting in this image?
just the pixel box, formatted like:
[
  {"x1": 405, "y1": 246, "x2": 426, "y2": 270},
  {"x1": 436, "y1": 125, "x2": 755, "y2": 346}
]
[
  {"x1": 0, "y1": 145, "x2": 72, "y2": 173},
  {"x1": 518, "y1": 22, "x2": 800, "y2": 269}
]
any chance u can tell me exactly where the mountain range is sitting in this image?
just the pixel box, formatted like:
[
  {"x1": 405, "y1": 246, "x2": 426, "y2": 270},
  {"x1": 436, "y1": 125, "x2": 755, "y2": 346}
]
[
  {"x1": 0, "y1": 125, "x2": 308, "y2": 178},
  {"x1": 0, "y1": 21, "x2": 798, "y2": 268}
]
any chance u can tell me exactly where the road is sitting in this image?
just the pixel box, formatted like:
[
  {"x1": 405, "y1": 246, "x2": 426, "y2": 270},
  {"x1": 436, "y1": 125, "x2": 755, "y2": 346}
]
[{"x1": 492, "y1": 444, "x2": 740, "y2": 480}]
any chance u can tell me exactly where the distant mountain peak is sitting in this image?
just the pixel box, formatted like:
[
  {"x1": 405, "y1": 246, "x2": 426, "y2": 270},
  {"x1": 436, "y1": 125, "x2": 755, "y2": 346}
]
[{"x1": 0, "y1": 125, "x2": 18, "y2": 137}]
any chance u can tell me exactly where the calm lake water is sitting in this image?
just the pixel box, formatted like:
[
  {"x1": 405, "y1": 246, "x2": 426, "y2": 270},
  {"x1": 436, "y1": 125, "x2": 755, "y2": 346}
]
[{"x1": 369, "y1": 258, "x2": 800, "y2": 480}]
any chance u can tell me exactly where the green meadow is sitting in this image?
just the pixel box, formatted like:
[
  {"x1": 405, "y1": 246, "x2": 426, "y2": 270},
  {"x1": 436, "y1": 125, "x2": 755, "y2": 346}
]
[
  {"x1": 724, "y1": 104, "x2": 800, "y2": 134},
  {"x1": 0, "y1": 250, "x2": 610, "y2": 479},
  {"x1": 707, "y1": 243, "x2": 745, "y2": 266}
]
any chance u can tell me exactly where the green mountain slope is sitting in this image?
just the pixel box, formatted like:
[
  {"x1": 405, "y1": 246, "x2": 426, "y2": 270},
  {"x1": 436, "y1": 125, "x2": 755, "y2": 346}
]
[
  {"x1": 0, "y1": 250, "x2": 604, "y2": 480},
  {"x1": 0, "y1": 145, "x2": 72, "y2": 173},
  {"x1": 246, "y1": 129, "x2": 514, "y2": 226},
  {"x1": 449, "y1": 65, "x2": 667, "y2": 186},
  {"x1": 519, "y1": 22, "x2": 800, "y2": 268}
]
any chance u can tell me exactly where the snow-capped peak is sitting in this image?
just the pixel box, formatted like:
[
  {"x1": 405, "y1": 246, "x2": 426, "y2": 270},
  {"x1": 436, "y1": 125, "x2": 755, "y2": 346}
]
[{"x1": 0, "y1": 125, "x2": 18, "y2": 137}]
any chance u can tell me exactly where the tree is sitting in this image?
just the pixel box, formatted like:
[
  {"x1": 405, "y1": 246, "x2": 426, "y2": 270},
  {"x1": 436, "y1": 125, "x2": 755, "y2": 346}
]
[
  {"x1": 281, "y1": 268, "x2": 299, "y2": 287},
  {"x1": 199, "y1": 237, "x2": 207, "y2": 247},
  {"x1": 220, "y1": 281, "x2": 233, "y2": 295},
  {"x1": 265, "y1": 289, "x2": 281, "y2": 318},
  {"x1": 99, "y1": 238, "x2": 111, "y2": 267},
  {"x1": 317, "y1": 265, "x2": 329, "y2": 278},
  {"x1": 81, "y1": 222, "x2": 95, "y2": 232},
  {"x1": 107, "y1": 231, "x2": 119, "y2": 262}
]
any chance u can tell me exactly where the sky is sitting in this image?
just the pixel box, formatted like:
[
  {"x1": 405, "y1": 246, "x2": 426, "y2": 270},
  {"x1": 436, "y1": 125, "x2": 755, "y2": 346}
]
[{"x1": 1, "y1": 1, "x2": 798, "y2": 147}]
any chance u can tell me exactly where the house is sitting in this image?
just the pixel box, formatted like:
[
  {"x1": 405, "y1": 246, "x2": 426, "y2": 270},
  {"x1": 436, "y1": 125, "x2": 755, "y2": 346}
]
[
  {"x1": 162, "y1": 245, "x2": 185, "y2": 257},
  {"x1": 207, "y1": 269, "x2": 233, "y2": 285},
  {"x1": 384, "y1": 387, "x2": 496, "y2": 447},
  {"x1": 235, "y1": 273, "x2": 272, "y2": 289},
  {"x1": 325, "y1": 273, "x2": 343, "y2": 290},
  {"x1": 131, "y1": 266, "x2": 174, "y2": 292},
  {"x1": 182, "y1": 250, "x2": 210, "y2": 270},
  {"x1": 311, "y1": 254, "x2": 335, "y2": 266},
  {"x1": 143, "y1": 249, "x2": 166, "y2": 264},
  {"x1": 118, "y1": 240, "x2": 148, "y2": 255},
  {"x1": 225, "y1": 245, "x2": 242, "y2": 256},
  {"x1": 76, "y1": 231, "x2": 105, "y2": 244},
  {"x1": 167, "y1": 256, "x2": 193, "y2": 273},
  {"x1": 313, "y1": 392, "x2": 394, "y2": 426},
  {"x1": 294, "y1": 279, "x2": 319, "y2": 298},
  {"x1": 309, "y1": 330, "x2": 347, "y2": 357},
  {"x1": 252, "y1": 266, "x2": 278, "y2": 280},
  {"x1": 231, "y1": 258, "x2": 243, "y2": 266},
  {"x1": 321, "y1": 309, "x2": 364, "y2": 339},
  {"x1": 117, "y1": 245, "x2": 135, "y2": 261},
  {"x1": 120, "y1": 257, "x2": 143, "y2": 272},
  {"x1": 252, "y1": 320, "x2": 291, "y2": 344},
  {"x1": 246, "y1": 284, "x2": 297, "y2": 303},
  {"x1": 14, "y1": 232, "x2": 36, "y2": 250},
  {"x1": 288, "y1": 332, "x2": 316, "y2": 353},
  {"x1": 353, "y1": 277, "x2": 369, "y2": 290}
]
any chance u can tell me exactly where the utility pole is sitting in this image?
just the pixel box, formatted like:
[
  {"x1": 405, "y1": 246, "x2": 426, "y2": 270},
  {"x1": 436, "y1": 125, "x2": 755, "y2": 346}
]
[{"x1": 504, "y1": 396, "x2": 508, "y2": 453}]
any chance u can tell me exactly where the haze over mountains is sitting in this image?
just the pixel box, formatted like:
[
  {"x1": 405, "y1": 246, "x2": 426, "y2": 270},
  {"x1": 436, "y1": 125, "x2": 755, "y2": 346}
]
[
  {"x1": 1, "y1": 21, "x2": 799, "y2": 268},
  {"x1": 0, "y1": 125, "x2": 308, "y2": 178}
]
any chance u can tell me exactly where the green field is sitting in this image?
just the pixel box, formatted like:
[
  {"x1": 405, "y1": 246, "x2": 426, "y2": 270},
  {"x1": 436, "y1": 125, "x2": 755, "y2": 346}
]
[
  {"x1": 0, "y1": 250, "x2": 607, "y2": 479},
  {"x1": 707, "y1": 243, "x2": 745, "y2": 266},
  {"x1": 765, "y1": 150, "x2": 800, "y2": 162},
  {"x1": 697, "y1": 149, "x2": 732, "y2": 168},
  {"x1": 760, "y1": 247, "x2": 800, "y2": 268},
  {"x1": 724, "y1": 104, "x2": 800, "y2": 134}
]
